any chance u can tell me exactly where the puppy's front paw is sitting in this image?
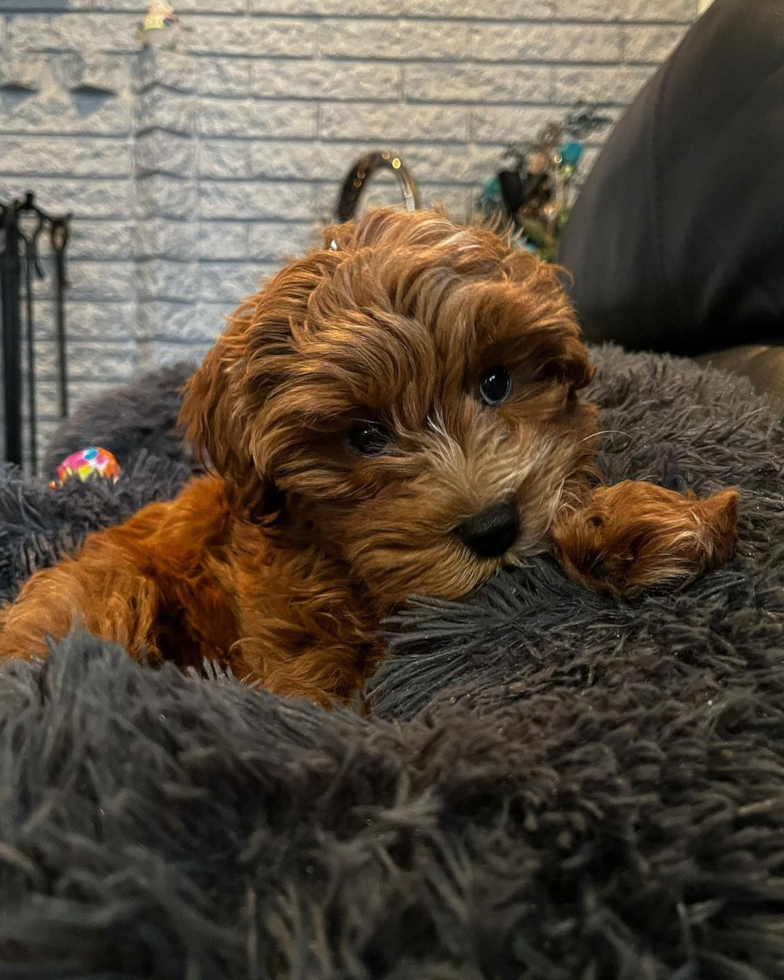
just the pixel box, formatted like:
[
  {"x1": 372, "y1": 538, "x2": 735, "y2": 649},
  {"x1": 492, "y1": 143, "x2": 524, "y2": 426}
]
[{"x1": 552, "y1": 480, "x2": 739, "y2": 597}]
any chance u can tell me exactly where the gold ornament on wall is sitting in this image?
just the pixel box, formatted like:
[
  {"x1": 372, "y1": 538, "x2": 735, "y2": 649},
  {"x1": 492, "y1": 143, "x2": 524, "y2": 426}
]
[{"x1": 136, "y1": 1, "x2": 178, "y2": 42}]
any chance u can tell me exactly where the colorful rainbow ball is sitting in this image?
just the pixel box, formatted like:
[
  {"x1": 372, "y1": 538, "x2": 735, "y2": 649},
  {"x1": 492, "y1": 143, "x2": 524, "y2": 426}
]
[{"x1": 51, "y1": 447, "x2": 121, "y2": 488}]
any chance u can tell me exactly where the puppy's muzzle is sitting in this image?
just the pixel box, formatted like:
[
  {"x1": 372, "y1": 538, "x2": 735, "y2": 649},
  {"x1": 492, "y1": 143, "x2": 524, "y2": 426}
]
[{"x1": 457, "y1": 502, "x2": 520, "y2": 558}]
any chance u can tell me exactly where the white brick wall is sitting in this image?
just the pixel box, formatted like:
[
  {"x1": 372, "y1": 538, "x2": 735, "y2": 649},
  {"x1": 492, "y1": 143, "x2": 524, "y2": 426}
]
[{"x1": 0, "y1": 0, "x2": 701, "y2": 449}]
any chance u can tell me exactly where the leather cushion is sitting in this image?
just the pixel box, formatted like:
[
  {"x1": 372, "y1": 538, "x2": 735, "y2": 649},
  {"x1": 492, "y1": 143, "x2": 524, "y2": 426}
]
[{"x1": 558, "y1": 0, "x2": 784, "y2": 359}]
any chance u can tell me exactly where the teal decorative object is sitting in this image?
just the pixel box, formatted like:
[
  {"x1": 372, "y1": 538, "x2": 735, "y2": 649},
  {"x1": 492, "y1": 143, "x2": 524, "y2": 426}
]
[
  {"x1": 558, "y1": 141, "x2": 583, "y2": 167},
  {"x1": 474, "y1": 102, "x2": 612, "y2": 262}
]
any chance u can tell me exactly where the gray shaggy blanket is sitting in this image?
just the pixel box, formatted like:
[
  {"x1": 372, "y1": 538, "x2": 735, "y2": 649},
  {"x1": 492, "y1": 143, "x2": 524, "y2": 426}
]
[{"x1": 1, "y1": 346, "x2": 783, "y2": 979}]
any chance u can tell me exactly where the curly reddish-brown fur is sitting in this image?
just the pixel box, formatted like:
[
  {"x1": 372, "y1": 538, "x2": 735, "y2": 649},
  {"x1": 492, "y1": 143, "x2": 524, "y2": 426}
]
[
  {"x1": 552, "y1": 481, "x2": 740, "y2": 597},
  {"x1": 0, "y1": 209, "x2": 738, "y2": 703}
]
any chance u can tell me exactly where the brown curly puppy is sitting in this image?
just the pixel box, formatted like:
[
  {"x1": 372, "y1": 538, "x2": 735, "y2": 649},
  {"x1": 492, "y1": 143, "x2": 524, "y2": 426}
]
[{"x1": 0, "y1": 209, "x2": 738, "y2": 703}]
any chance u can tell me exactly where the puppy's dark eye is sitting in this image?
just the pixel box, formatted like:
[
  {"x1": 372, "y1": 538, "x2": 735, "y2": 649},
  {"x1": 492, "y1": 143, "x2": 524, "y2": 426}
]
[
  {"x1": 479, "y1": 366, "x2": 512, "y2": 406},
  {"x1": 348, "y1": 421, "x2": 390, "y2": 457}
]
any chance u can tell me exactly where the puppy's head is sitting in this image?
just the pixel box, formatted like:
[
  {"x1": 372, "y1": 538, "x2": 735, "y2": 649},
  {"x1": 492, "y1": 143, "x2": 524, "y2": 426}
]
[{"x1": 181, "y1": 209, "x2": 598, "y2": 606}]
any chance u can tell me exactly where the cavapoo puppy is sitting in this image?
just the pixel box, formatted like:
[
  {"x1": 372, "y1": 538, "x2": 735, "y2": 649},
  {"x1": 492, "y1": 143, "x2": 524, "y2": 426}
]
[{"x1": 0, "y1": 209, "x2": 738, "y2": 703}]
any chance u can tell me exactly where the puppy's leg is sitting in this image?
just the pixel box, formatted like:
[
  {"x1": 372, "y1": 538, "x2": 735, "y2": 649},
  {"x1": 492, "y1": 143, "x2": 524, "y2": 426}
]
[
  {"x1": 0, "y1": 532, "x2": 162, "y2": 662},
  {"x1": 0, "y1": 479, "x2": 236, "y2": 666},
  {"x1": 552, "y1": 480, "x2": 739, "y2": 597}
]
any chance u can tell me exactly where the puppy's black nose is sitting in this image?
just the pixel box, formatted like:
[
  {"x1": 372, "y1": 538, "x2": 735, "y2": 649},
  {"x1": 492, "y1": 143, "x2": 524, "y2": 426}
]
[{"x1": 457, "y1": 502, "x2": 519, "y2": 558}]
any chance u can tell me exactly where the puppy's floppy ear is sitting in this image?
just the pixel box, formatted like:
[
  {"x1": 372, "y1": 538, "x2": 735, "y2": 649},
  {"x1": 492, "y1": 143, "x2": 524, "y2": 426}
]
[
  {"x1": 179, "y1": 301, "x2": 290, "y2": 525},
  {"x1": 493, "y1": 250, "x2": 596, "y2": 391},
  {"x1": 180, "y1": 247, "x2": 340, "y2": 523}
]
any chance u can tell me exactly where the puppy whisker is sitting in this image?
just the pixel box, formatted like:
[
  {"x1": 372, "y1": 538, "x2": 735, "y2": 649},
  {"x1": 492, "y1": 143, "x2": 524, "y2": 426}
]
[{"x1": 580, "y1": 429, "x2": 629, "y2": 444}]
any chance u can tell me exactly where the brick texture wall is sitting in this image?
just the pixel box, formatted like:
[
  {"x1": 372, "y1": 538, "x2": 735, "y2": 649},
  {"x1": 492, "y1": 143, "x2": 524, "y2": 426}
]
[{"x1": 0, "y1": 0, "x2": 704, "y2": 457}]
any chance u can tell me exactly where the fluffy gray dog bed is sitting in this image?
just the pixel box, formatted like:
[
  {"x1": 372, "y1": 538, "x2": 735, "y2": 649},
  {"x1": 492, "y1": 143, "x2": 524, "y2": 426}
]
[
  {"x1": 41, "y1": 362, "x2": 196, "y2": 478},
  {"x1": 1, "y1": 346, "x2": 783, "y2": 979}
]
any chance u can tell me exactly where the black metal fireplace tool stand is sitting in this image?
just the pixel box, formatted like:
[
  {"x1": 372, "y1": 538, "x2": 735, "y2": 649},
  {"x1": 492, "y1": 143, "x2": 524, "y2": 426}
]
[{"x1": 1, "y1": 193, "x2": 71, "y2": 472}]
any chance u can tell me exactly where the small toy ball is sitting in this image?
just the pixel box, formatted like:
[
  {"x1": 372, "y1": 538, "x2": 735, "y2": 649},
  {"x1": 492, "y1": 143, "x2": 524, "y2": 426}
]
[{"x1": 49, "y1": 446, "x2": 121, "y2": 489}]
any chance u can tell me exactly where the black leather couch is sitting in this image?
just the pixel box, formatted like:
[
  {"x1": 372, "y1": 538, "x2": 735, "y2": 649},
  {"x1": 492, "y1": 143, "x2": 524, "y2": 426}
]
[{"x1": 558, "y1": 0, "x2": 784, "y2": 410}]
